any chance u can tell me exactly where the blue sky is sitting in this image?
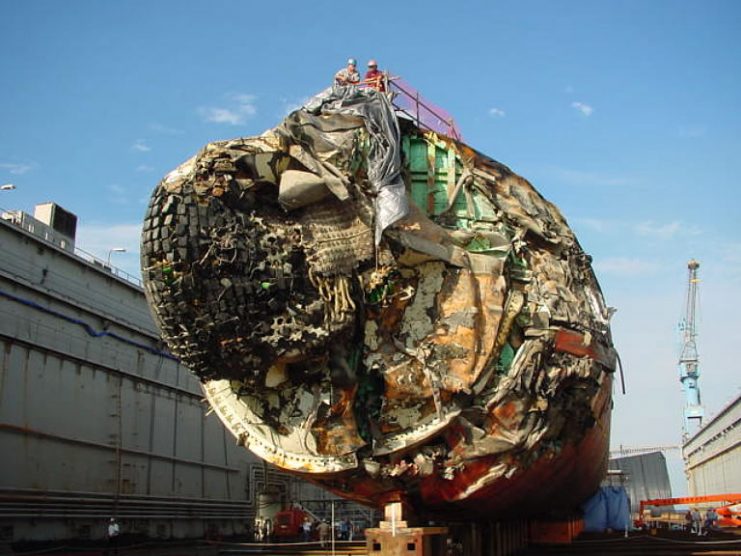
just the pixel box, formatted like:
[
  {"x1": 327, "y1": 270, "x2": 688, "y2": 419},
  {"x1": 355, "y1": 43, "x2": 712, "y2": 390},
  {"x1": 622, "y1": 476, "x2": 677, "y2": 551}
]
[{"x1": 2, "y1": 1, "x2": 739, "y2": 496}]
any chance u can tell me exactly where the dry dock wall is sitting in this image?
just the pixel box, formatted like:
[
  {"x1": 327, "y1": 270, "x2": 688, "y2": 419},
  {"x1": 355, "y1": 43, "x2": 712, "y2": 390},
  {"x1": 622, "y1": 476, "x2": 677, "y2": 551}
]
[
  {"x1": 683, "y1": 393, "x2": 741, "y2": 496},
  {"x1": 0, "y1": 216, "x2": 337, "y2": 542}
]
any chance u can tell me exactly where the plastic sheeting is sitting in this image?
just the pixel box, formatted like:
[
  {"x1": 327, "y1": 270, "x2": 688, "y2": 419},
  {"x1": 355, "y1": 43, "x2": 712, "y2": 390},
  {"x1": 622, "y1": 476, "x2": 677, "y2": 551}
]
[
  {"x1": 582, "y1": 486, "x2": 631, "y2": 532},
  {"x1": 302, "y1": 85, "x2": 407, "y2": 243}
]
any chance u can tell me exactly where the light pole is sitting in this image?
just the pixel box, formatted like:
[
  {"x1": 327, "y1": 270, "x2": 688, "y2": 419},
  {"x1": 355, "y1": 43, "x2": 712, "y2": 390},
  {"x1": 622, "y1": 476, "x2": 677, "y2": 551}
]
[
  {"x1": 107, "y1": 247, "x2": 127, "y2": 266},
  {"x1": 0, "y1": 184, "x2": 16, "y2": 191}
]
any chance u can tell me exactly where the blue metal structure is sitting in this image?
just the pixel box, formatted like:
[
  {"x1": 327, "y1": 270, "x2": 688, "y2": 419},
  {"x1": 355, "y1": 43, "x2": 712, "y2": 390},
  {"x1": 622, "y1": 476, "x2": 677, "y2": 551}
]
[{"x1": 679, "y1": 259, "x2": 703, "y2": 436}]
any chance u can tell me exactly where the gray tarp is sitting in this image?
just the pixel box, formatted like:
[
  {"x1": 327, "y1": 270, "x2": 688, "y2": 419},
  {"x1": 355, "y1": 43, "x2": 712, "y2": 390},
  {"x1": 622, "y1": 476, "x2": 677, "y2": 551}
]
[{"x1": 301, "y1": 85, "x2": 408, "y2": 243}]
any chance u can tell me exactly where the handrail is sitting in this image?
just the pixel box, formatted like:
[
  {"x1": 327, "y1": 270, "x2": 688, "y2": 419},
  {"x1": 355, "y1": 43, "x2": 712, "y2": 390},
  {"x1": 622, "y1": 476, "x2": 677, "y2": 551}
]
[
  {"x1": 388, "y1": 77, "x2": 463, "y2": 141},
  {"x1": 74, "y1": 244, "x2": 143, "y2": 287},
  {"x1": 1, "y1": 206, "x2": 142, "y2": 288},
  {"x1": 351, "y1": 72, "x2": 463, "y2": 141},
  {"x1": 636, "y1": 493, "x2": 741, "y2": 526}
]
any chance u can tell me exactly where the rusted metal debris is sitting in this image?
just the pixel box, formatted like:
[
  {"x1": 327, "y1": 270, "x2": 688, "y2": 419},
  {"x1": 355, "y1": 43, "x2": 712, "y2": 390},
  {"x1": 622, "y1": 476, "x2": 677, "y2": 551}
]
[{"x1": 141, "y1": 87, "x2": 617, "y2": 519}]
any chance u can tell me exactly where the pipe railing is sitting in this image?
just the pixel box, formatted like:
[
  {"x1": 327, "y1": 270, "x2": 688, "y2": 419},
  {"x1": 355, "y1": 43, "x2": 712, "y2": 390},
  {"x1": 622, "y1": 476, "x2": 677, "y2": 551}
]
[
  {"x1": 353, "y1": 72, "x2": 463, "y2": 141},
  {"x1": 388, "y1": 77, "x2": 463, "y2": 141},
  {"x1": 1, "y1": 206, "x2": 142, "y2": 288}
]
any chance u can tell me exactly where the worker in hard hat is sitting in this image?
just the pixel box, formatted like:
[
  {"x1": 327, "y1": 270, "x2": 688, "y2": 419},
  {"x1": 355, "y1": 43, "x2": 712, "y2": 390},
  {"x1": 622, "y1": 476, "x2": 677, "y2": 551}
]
[
  {"x1": 334, "y1": 58, "x2": 360, "y2": 86},
  {"x1": 364, "y1": 59, "x2": 386, "y2": 92}
]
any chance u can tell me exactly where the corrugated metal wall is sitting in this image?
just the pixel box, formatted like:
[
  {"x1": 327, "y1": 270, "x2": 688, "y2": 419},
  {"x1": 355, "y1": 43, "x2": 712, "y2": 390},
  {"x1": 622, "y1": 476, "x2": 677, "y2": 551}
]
[
  {"x1": 608, "y1": 452, "x2": 672, "y2": 513},
  {"x1": 683, "y1": 394, "x2": 741, "y2": 496},
  {"x1": 0, "y1": 217, "x2": 343, "y2": 542}
]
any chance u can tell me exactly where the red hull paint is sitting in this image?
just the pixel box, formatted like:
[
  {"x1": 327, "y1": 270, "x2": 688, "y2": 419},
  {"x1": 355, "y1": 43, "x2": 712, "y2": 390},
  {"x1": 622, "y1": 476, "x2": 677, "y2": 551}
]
[
  {"x1": 418, "y1": 375, "x2": 612, "y2": 518},
  {"x1": 294, "y1": 373, "x2": 613, "y2": 519}
]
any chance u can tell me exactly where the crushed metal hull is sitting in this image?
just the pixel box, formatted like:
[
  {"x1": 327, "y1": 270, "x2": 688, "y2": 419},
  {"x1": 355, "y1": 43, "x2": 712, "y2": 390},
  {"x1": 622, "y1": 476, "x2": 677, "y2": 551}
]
[{"x1": 141, "y1": 87, "x2": 617, "y2": 519}]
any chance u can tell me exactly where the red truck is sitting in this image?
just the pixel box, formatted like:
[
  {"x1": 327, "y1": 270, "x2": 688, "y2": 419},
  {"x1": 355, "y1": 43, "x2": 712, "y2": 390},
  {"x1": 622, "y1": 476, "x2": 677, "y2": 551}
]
[{"x1": 273, "y1": 507, "x2": 313, "y2": 541}]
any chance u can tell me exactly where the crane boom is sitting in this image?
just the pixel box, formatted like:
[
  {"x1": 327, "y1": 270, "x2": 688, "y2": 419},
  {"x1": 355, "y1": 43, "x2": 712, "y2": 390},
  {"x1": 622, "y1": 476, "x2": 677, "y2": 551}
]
[{"x1": 679, "y1": 259, "x2": 703, "y2": 436}]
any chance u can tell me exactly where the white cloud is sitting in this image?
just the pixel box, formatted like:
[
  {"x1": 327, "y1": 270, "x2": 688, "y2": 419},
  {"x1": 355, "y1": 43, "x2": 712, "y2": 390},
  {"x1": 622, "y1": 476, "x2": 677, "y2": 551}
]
[
  {"x1": 574, "y1": 217, "x2": 706, "y2": 244},
  {"x1": 231, "y1": 93, "x2": 257, "y2": 106},
  {"x1": 0, "y1": 162, "x2": 33, "y2": 175},
  {"x1": 571, "y1": 101, "x2": 594, "y2": 117},
  {"x1": 132, "y1": 140, "x2": 151, "y2": 152},
  {"x1": 634, "y1": 220, "x2": 680, "y2": 240},
  {"x1": 200, "y1": 107, "x2": 244, "y2": 125},
  {"x1": 574, "y1": 216, "x2": 705, "y2": 242},
  {"x1": 149, "y1": 122, "x2": 184, "y2": 135},
  {"x1": 488, "y1": 107, "x2": 505, "y2": 118},
  {"x1": 280, "y1": 96, "x2": 311, "y2": 117},
  {"x1": 713, "y1": 242, "x2": 741, "y2": 283},
  {"x1": 136, "y1": 164, "x2": 154, "y2": 172},
  {"x1": 549, "y1": 167, "x2": 633, "y2": 187},
  {"x1": 594, "y1": 256, "x2": 660, "y2": 276},
  {"x1": 573, "y1": 217, "x2": 618, "y2": 234},
  {"x1": 106, "y1": 184, "x2": 132, "y2": 205},
  {"x1": 634, "y1": 220, "x2": 701, "y2": 241},
  {"x1": 199, "y1": 93, "x2": 257, "y2": 125}
]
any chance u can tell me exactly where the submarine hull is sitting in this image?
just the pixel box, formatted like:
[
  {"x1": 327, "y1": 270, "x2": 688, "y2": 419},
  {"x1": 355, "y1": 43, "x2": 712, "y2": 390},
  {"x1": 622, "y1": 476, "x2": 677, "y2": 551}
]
[{"x1": 142, "y1": 86, "x2": 617, "y2": 519}]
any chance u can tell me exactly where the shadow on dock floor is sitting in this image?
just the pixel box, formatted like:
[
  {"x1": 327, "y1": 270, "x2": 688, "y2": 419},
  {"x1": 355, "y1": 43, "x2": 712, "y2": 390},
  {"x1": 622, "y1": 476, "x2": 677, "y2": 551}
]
[
  {"x1": 3, "y1": 540, "x2": 366, "y2": 556},
  {"x1": 518, "y1": 530, "x2": 741, "y2": 555}
]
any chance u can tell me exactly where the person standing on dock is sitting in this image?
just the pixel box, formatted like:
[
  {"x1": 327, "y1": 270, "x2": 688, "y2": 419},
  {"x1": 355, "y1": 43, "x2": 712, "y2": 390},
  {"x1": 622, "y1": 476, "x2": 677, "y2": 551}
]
[
  {"x1": 318, "y1": 519, "x2": 330, "y2": 547},
  {"x1": 339, "y1": 518, "x2": 349, "y2": 540},
  {"x1": 302, "y1": 517, "x2": 312, "y2": 541},
  {"x1": 691, "y1": 508, "x2": 702, "y2": 535},
  {"x1": 262, "y1": 518, "x2": 273, "y2": 543},
  {"x1": 704, "y1": 508, "x2": 718, "y2": 534},
  {"x1": 107, "y1": 517, "x2": 120, "y2": 555}
]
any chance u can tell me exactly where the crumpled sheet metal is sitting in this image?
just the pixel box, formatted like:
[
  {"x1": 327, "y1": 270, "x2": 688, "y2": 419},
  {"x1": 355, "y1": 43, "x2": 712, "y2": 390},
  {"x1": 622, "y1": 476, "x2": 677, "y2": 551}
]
[
  {"x1": 298, "y1": 85, "x2": 407, "y2": 243},
  {"x1": 141, "y1": 90, "x2": 617, "y2": 517}
]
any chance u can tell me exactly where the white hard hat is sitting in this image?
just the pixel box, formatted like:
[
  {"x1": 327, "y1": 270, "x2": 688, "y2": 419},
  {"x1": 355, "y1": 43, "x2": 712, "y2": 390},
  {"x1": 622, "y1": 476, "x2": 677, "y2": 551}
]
[{"x1": 367, "y1": 59, "x2": 378, "y2": 67}]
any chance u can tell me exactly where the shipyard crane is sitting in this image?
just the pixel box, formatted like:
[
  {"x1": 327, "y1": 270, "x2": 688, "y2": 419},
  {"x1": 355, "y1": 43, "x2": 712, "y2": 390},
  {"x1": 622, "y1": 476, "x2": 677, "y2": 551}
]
[{"x1": 679, "y1": 259, "x2": 703, "y2": 437}]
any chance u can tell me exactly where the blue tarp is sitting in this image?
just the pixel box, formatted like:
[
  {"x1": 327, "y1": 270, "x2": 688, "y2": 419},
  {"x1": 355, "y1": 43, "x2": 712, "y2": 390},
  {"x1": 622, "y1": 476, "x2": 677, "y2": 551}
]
[{"x1": 582, "y1": 486, "x2": 631, "y2": 532}]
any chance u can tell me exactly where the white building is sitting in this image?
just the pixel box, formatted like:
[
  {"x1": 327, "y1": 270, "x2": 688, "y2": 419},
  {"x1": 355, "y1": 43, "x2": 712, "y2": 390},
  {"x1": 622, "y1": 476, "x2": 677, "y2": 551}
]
[{"x1": 683, "y1": 393, "x2": 741, "y2": 496}]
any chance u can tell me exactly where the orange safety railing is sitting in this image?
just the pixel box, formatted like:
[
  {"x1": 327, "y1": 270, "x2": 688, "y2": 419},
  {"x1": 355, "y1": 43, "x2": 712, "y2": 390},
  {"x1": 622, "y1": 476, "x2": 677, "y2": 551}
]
[
  {"x1": 388, "y1": 76, "x2": 463, "y2": 141},
  {"x1": 358, "y1": 73, "x2": 389, "y2": 93},
  {"x1": 636, "y1": 493, "x2": 741, "y2": 527},
  {"x1": 356, "y1": 73, "x2": 463, "y2": 141}
]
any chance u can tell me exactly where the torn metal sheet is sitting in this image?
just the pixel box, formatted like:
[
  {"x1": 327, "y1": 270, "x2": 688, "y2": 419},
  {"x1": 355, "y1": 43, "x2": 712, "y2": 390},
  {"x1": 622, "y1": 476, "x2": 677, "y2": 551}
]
[{"x1": 141, "y1": 87, "x2": 617, "y2": 519}]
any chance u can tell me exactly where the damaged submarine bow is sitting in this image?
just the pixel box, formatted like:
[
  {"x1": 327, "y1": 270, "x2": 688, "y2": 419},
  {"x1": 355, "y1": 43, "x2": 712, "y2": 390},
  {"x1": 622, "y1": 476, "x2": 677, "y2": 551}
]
[{"x1": 141, "y1": 85, "x2": 617, "y2": 519}]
